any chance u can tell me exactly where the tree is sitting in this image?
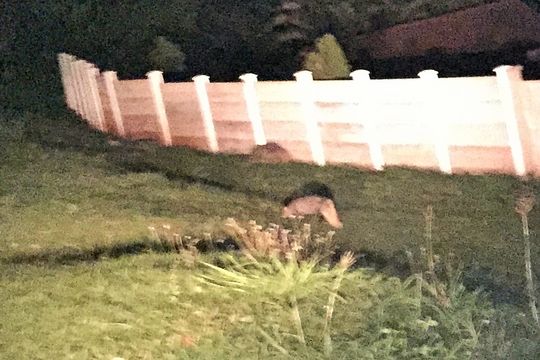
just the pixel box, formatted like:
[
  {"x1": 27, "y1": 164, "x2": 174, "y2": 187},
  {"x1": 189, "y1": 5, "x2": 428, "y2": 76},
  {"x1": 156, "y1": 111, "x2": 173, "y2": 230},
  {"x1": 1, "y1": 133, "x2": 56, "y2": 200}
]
[
  {"x1": 147, "y1": 36, "x2": 186, "y2": 74},
  {"x1": 188, "y1": 0, "x2": 276, "y2": 80},
  {"x1": 272, "y1": 1, "x2": 309, "y2": 46},
  {"x1": 303, "y1": 34, "x2": 351, "y2": 80},
  {"x1": 271, "y1": 0, "x2": 312, "y2": 77}
]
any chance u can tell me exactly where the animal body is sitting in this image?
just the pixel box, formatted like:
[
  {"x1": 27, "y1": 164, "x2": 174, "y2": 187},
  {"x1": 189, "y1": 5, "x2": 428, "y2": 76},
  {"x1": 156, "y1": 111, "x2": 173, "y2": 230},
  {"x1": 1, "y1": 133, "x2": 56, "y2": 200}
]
[
  {"x1": 282, "y1": 195, "x2": 343, "y2": 229},
  {"x1": 250, "y1": 142, "x2": 291, "y2": 163}
]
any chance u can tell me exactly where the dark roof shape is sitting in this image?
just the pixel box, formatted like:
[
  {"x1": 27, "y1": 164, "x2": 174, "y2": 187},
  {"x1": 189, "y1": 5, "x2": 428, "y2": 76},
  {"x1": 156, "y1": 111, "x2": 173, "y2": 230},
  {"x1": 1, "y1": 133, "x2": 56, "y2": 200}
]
[{"x1": 358, "y1": 0, "x2": 540, "y2": 59}]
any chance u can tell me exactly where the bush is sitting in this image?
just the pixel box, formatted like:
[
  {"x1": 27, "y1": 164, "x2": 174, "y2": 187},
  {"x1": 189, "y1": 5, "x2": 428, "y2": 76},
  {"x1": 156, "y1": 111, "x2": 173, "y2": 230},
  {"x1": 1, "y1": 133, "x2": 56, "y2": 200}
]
[
  {"x1": 303, "y1": 34, "x2": 351, "y2": 80},
  {"x1": 147, "y1": 36, "x2": 186, "y2": 74},
  {"x1": 188, "y1": 219, "x2": 496, "y2": 358}
]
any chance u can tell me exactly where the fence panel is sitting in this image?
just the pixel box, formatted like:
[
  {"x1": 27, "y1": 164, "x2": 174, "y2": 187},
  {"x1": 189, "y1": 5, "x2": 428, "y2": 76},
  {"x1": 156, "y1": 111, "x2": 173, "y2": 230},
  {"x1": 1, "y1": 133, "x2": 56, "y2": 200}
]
[
  {"x1": 96, "y1": 77, "x2": 116, "y2": 133},
  {"x1": 58, "y1": 54, "x2": 540, "y2": 177},
  {"x1": 115, "y1": 79, "x2": 160, "y2": 141},
  {"x1": 207, "y1": 82, "x2": 253, "y2": 153},
  {"x1": 161, "y1": 82, "x2": 208, "y2": 150}
]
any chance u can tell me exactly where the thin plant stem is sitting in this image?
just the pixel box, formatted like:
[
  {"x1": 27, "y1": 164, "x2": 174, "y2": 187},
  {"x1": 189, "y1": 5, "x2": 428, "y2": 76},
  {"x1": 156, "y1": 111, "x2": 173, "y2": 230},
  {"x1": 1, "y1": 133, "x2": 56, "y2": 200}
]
[
  {"x1": 520, "y1": 213, "x2": 540, "y2": 327},
  {"x1": 289, "y1": 295, "x2": 306, "y2": 346},
  {"x1": 415, "y1": 272, "x2": 423, "y2": 318},
  {"x1": 323, "y1": 252, "x2": 354, "y2": 357},
  {"x1": 424, "y1": 205, "x2": 435, "y2": 275},
  {"x1": 257, "y1": 327, "x2": 290, "y2": 356},
  {"x1": 322, "y1": 270, "x2": 344, "y2": 357}
]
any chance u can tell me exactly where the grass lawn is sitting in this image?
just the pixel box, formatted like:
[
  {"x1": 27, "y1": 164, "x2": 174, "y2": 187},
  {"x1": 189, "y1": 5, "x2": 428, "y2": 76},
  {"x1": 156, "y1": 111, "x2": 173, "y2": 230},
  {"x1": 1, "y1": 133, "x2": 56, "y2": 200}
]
[{"x1": 1, "y1": 110, "x2": 539, "y2": 358}]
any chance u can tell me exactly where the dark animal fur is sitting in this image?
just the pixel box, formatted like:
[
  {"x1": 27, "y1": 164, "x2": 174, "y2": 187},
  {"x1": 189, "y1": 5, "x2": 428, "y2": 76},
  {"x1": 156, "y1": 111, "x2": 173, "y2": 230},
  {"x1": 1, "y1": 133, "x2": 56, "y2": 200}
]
[
  {"x1": 283, "y1": 181, "x2": 335, "y2": 206},
  {"x1": 250, "y1": 142, "x2": 292, "y2": 163}
]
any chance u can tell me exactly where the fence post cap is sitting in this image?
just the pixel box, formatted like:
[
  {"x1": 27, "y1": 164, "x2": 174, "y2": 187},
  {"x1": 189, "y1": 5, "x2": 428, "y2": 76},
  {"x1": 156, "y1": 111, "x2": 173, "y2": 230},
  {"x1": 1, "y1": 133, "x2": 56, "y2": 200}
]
[
  {"x1": 88, "y1": 66, "x2": 100, "y2": 75},
  {"x1": 82, "y1": 62, "x2": 96, "y2": 70},
  {"x1": 293, "y1": 70, "x2": 313, "y2": 81},
  {"x1": 239, "y1": 73, "x2": 258, "y2": 82},
  {"x1": 493, "y1": 65, "x2": 523, "y2": 74},
  {"x1": 146, "y1": 71, "x2": 165, "y2": 83},
  {"x1": 418, "y1": 69, "x2": 439, "y2": 79},
  {"x1": 102, "y1": 71, "x2": 118, "y2": 79},
  {"x1": 350, "y1": 69, "x2": 371, "y2": 80},
  {"x1": 493, "y1": 65, "x2": 524, "y2": 82},
  {"x1": 192, "y1": 74, "x2": 210, "y2": 83}
]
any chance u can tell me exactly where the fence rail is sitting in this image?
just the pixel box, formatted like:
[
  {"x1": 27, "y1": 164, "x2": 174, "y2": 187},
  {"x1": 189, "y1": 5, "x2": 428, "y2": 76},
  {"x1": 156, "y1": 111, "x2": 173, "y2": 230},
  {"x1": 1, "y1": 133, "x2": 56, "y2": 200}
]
[{"x1": 57, "y1": 53, "x2": 540, "y2": 176}]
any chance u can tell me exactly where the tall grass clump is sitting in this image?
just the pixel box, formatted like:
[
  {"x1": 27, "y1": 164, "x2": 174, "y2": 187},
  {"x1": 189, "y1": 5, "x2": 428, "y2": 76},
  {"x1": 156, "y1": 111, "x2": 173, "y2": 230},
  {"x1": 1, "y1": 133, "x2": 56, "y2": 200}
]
[
  {"x1": 185, "y1": 218, "x2": 498, "y2": 358},
  {"x1": 398, "y1": 205, "x2": 496, "y2": 358},
  {"x1": 196, "y1": 219, "x2": 353, "y2": 357}
]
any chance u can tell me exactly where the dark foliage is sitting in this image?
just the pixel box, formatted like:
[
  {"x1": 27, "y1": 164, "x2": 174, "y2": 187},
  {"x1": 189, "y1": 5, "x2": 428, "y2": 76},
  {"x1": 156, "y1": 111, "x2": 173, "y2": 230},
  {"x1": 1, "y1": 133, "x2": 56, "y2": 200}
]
[
  {"x1": 3, "y1": 0, "x2": 539, "y2": 114},
  {"x1": 361, "y1": 42, "x2": 540, "y2": 79},
  {"x1": 282, "y1": 181, "x2": 336, "y2": 206}
]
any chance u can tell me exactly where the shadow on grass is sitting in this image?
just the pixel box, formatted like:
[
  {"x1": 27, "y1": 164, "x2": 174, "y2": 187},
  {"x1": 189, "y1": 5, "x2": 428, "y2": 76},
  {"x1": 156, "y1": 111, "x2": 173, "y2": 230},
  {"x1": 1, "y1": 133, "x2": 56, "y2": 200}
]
[
  {"x1": 336, "y1": 248, "x2": 526, "y2": 307},
  {"x1": 5, "y1": 238, "x2": 166, "y2": 266},
  {"x1": 4, "y1": 236, "x2": 240, "y2": 267},
  {"x1": 119, "y1": 160, "x2": 237, "y2": 192},
  {"x1": 22, "y1": 109, "x2": 371, "y2": 207},
  {"x1": 3, "y1": 236, "x2": 526, "y2": 307}
]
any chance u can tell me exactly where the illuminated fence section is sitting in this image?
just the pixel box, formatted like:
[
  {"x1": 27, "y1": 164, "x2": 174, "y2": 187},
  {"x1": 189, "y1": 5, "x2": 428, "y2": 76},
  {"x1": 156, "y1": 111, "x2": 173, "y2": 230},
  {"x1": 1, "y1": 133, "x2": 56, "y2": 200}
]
[
  {"x1": 114, "y1": 79, "x2": 161, "y2": 142},
  {"x1": 161, "y1": 82, "x2": 208, "y2": 151},
  {"x1": 57, "y1": 53, "x2": 540, "y2": 177},
  {"x1": 255, "y1": 80, "x2": 313, "y2": 163},
  {"x1": 206, "y1": 82, "x2": 253, "y2": 154}
]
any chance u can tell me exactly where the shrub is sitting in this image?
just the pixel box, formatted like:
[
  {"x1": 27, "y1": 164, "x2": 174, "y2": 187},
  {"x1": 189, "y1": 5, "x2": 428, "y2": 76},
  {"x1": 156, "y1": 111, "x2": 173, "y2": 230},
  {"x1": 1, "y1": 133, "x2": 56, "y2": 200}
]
[
  {"x1": 303, "y1": 34, "x2": 351, "y2": 80},
  {"x1": 197, "y1": 249, "x2": 355, "y2": 357},
  {"x1": 147, "y1": 36, "x2": 186, "y2": 73},
  {"x1": 189, "y1": 218, "x2": 495, "y2": 358}
]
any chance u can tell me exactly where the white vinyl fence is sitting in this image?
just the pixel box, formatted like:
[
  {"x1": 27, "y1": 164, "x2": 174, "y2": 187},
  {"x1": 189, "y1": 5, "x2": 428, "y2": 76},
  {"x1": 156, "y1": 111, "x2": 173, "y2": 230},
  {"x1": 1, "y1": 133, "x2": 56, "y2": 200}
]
[{"x1": 57, "y1": 53, "x2": 540, "y2": 177}]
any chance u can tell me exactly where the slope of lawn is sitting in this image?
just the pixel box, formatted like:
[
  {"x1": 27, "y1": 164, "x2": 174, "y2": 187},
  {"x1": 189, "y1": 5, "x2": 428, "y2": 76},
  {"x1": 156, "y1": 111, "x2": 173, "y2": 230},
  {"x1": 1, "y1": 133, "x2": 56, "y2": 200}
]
[
  {"x1": 13, "y1": 110, "x2": 538, "y2": 287},
  {"x1": 1, "y1": 110, "x2": 539, "y2": 359}
]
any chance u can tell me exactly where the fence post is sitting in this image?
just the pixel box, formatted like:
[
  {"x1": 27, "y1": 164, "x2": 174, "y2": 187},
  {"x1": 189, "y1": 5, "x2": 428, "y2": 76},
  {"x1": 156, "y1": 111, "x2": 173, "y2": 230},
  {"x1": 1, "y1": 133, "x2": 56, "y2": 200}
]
[
  {"x1": 192, "y1": 75, "x2": 218, "y2": 153},
  {"x1": 147, "y1": 71, "x2": 172, "y2": 146},
  {"x1": 418, "y1": 69, "x2": 452, "y2": 174},
  {"x1": 521, "y1": 83, "x2": 540, "y2": 176},
  {"x1": 103, "y1": 71, "x2": 125, "y2": 137},
  {"x1": 80, "y1": 62, "x2": 97, "y2": 129},
  {"x1": 85, "y1": 64, "x2": 106, "y2": 132},
  {"x1": 68, "y1": 57, "x2": 83, "y2": 116},
  {"x1": 494, "y1": 65, "x2": 528, "y2": 176},
  {"x1": 81, "y1": 60, "x2": 98, "y2": 126},
  {"x1": 62, "y1": 54, "x2": 77, "y2": 113},
  {"x1": 74, "y1": 60, "x2": 93, "y2": 124},
  {"x1": 350, "y1": 69, "x2": 384, "y2": 170},
  {"x1": 81, "y1": 61, "x2": 98, "y2": 128},
  {"x1": 57, "y1": 53, "x2": 76, "y2": 111},
  {"x1": 240, "y1": 73, "x2": 266, "y2": 146},
  {"x1": 65, "y1": 55, "x2": 77, "y2": 111},
  {"x1": 293, "y1": 70, "x2": 325, "y2": 166}
]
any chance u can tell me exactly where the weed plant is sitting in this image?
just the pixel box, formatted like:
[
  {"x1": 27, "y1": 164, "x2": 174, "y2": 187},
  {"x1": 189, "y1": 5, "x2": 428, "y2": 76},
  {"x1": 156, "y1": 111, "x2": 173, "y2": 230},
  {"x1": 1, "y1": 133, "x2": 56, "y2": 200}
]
[{"x1": 193, "y1": 219, "x2": 497, "y2": 358}]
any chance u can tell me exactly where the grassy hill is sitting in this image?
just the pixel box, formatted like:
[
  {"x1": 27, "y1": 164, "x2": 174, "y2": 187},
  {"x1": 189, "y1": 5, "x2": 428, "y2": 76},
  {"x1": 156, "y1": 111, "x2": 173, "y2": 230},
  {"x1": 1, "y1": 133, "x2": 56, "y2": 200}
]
[{"x1": 1, "y1": 109, "x2": 539, "y2": 358}]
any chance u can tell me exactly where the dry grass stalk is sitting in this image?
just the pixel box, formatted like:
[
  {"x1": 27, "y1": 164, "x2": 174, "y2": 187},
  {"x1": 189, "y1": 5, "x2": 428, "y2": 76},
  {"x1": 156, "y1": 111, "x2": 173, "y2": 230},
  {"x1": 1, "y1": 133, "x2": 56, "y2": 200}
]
[
  {"x1": 224, "y1": 218, "x2": 337, "y2": 262},
  {"x1": 148, "y1": 225, "x2": 200, "y2": 267},
  {"x1": 323, "y1": 251, "x2": 355, "y2": 356},
  {"x1": 514, "y1": 187, "x2": 539, "y2": 327},
  {"x1": 418, "y1": 206, "x2": 450, "y2": 308}
]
